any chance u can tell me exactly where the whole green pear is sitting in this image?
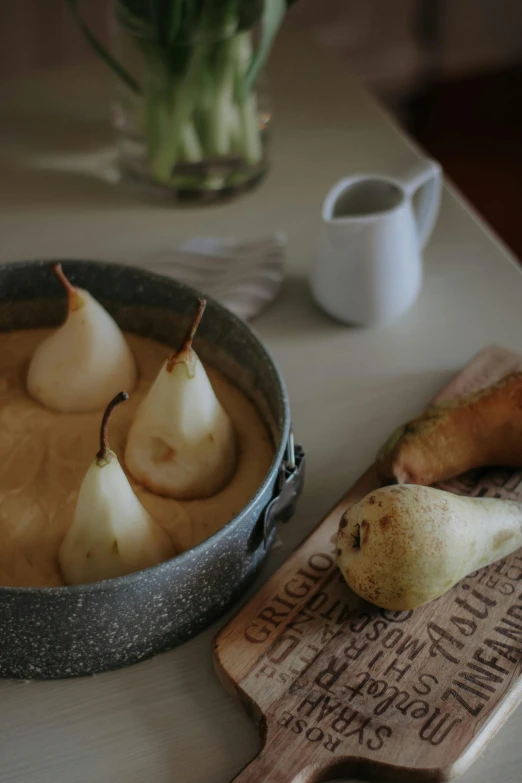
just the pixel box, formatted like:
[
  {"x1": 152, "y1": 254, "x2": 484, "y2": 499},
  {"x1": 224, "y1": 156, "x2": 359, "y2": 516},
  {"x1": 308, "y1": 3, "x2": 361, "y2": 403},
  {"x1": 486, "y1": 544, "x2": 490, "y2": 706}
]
[{"x1": 337, "y1": 485, "x2": 522, "y2": 610}]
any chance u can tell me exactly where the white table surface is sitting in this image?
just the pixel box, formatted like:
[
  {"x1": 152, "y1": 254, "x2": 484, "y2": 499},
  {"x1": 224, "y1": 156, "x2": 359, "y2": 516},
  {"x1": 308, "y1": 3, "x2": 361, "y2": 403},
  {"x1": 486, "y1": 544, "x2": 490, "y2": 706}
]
[{"x1": 1, "y1": 28, "x2": 522, "y2": 783}]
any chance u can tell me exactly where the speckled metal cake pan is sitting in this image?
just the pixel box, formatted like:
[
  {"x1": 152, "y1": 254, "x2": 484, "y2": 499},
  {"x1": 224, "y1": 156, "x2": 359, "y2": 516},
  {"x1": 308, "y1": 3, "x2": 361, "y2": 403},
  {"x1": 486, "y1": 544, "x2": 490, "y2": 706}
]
[{"x1": 0, "y1": 260, "x2": 304, "y2": 679}]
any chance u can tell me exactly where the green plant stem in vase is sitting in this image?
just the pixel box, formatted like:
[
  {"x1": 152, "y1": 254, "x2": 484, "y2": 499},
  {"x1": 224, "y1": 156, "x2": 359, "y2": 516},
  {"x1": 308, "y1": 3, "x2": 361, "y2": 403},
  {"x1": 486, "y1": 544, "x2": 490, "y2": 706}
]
[{"x1": 68, "y1": 0, "x2": 298, "y2": 202}]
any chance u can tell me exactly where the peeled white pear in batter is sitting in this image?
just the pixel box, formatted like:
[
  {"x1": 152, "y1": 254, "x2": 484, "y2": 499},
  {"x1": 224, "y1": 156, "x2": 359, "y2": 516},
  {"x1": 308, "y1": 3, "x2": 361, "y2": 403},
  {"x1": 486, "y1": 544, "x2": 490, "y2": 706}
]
[
  {"x1": 59, "y1": 392, "x2": 175, "y2": 585},
  {"x1": 336, "y1": 484, "x2": 522, "y2": 611},
  {"x1": 27, "y1": 263, "x2": 137, "y2": 413},
  {"x1": 125, "y1": 299, "x2": 237, "y2": 499}
]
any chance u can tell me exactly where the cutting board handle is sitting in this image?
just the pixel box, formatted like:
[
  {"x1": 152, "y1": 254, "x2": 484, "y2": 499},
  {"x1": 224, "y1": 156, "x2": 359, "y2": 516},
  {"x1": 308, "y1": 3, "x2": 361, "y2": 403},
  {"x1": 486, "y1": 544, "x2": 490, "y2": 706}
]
[
  {"x1": 231, "y1": 757, "x2": 285, "y2": 783},
  {"x1": 231, "y1": 749, "x2": 338, "y2": 783}
]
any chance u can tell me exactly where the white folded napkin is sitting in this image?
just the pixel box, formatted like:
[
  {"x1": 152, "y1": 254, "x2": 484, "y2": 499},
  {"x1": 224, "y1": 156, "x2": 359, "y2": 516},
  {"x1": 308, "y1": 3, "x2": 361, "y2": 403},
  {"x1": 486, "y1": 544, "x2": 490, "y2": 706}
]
[{"x1": 137, "y1": 234, "x2": 286, "y2": 320}]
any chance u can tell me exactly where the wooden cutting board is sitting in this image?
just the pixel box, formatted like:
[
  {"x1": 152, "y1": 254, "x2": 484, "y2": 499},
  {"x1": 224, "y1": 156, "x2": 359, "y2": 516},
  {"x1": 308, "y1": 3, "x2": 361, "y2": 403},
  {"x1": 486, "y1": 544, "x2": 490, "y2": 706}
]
[{"x1": 214, "y1": 346, "x2": 522, "y2": 783}]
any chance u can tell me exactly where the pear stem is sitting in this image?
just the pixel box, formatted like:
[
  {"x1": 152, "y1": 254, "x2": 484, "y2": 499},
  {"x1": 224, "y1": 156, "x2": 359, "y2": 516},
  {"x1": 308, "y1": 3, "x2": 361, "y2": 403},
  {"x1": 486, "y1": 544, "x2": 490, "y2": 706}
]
[
  {"x1": 351, "y1": 524, "x2": 361, "y2": 549},
  {"x1": 97, "y1": 391, "x2": 129, "y2": 464},
  {"x1": 167, "y1": 298, "x2": 206, "y2": 372},
  {"x1": 52, "y1": 263, "x2": 77, "y2": 296}
]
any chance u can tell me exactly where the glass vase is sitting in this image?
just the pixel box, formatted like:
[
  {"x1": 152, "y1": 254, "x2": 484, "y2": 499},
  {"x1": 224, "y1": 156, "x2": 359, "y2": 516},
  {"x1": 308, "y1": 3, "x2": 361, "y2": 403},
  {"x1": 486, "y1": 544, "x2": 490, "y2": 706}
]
[{"x1": 112, "y1": 19, "x2": 271, "y2": 203}]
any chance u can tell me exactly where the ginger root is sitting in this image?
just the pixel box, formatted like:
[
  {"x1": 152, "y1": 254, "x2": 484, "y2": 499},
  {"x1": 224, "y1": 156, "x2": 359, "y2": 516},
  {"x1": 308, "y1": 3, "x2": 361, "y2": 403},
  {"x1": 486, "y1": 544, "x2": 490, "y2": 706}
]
[{"x1": 377, "y1": 371, "x2": 522, "y2": 486}]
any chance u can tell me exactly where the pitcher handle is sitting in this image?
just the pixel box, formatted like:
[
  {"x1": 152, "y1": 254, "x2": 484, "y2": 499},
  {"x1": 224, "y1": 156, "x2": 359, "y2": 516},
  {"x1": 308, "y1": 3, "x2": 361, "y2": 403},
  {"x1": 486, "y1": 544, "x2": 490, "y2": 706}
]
[{"x1": 398, "y1": 159, "x2": 442, "y2": 250}]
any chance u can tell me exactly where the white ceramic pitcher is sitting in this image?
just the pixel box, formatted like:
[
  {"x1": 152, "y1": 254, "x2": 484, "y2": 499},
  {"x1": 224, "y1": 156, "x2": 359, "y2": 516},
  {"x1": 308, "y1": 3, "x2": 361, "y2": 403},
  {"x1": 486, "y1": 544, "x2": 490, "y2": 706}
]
[{"x1": 311, "y1": 159, "x2": 442, "y2": 326}]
